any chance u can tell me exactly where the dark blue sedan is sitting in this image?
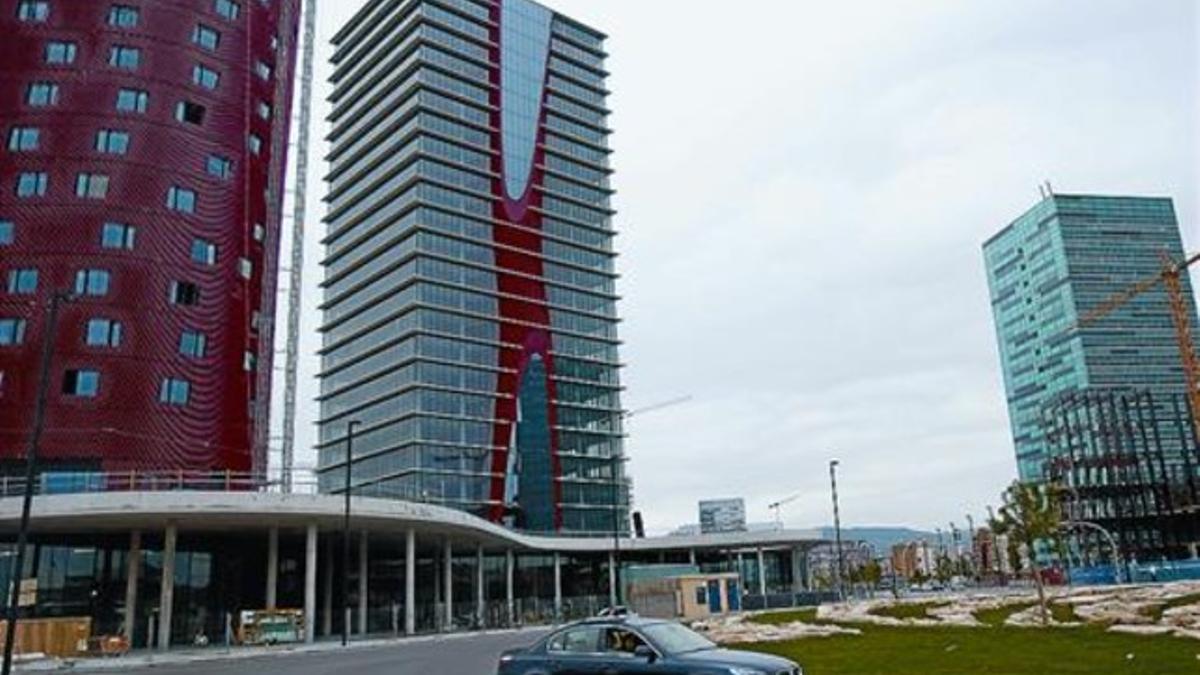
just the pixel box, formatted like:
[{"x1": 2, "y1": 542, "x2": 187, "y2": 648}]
[{"x1": 497, "y1": 615, "x2": 802, "y2": 675}]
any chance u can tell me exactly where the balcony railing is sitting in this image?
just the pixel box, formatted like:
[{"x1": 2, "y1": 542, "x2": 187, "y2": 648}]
[{"x1": 0, "y1": 471, "x2": 320, "y2": 499}]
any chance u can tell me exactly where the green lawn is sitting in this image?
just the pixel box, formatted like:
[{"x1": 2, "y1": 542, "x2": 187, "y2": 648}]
[
  {"x1": 867, "y1": 601, "x2": 946, "y2": 621},
  {"x1": 747, "y1": 608, "x2": 821, "y2": 626},
  {"x1": 741, "y1": 625, "x2": 1200, "y2": 675},
  {"x1": 1050, "y1": 601, "x2": 1082, "y2": 624},
  {"x1": 974, "y1": 601, "x2": 1037, "y2": 627},
  {"x1": 1143, "y1": 593, "x2": 1200, "y2": 623}
]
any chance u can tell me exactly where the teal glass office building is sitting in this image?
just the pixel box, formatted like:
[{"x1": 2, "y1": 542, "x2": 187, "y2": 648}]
[{"x1": 984, "y1": 193, "x2": 1200, "y2": 480}]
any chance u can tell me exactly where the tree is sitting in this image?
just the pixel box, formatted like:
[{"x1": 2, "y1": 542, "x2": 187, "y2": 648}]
[
  {"x1": 955, "y1": 556, "x2": 973, "y2": 579},
  {"x1": 811, "y1": 570, "x2": 833, "y2": 591},
  {"x1": 989, "y1": 481, "x2": 1063, "y2": 625},
  {"x1": 935, "y1": 555, "x2": 954, "y2": 585},
  {"x1": 861, "y1": 559, "x2": 883, "y2": 589}
]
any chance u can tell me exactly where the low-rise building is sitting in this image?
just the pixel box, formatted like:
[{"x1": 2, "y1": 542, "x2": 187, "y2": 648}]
[
  {"x1": 624, "y1": 565, "x2": 742, "y2": 620},
  {"x1": 890, "y1": 541, "x2": 935, "y2": 580},
  {"x1": 699, "y1": 499, "x2": 747, "y2": 534},
  {"x1": 0, "y1": 489, "x2": 827, "y2": 651},
  {"x1": 806, "y1": 541, "x2": 874, "y2": 589}
]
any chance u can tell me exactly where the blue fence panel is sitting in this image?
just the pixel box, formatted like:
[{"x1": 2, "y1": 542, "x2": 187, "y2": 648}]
[
  {"x1": 1069, "y1": 566, "x2": 1118, "y2": 585},
  {"x1": 1130, "y1": 559, "x2": 1200, "y2": 583}
]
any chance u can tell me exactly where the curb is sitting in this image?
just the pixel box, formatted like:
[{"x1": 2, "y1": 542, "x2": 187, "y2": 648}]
[{"x1": 17, "y1": 626, "x2": 552, "y2": 672}]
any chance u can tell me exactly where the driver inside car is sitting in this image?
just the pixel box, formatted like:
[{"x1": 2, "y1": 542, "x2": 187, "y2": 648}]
[{"x1": 605, "y1": 628, "x2": 646, "y2": 656}]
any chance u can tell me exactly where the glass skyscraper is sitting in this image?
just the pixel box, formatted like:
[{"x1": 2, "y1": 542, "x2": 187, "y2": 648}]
[
  {"x1": 984, "y1": 193, "x2": 1200, "y2": 480},
  {"x1": 318, "y1": 0, "x2": 625, "y2": 535}
]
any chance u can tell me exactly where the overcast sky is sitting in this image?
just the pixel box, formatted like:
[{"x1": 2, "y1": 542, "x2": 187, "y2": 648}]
[{"x1": 285, "y1": 0, "x2": 1199, "y2": 535}]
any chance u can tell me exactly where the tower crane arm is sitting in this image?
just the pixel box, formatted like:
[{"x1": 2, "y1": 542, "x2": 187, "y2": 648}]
[
  {"x1": 1076, "y1": 273, "x2": 1170, "y2": 330},
  {"x1": 623, "y1": 395, "x2": 693, "y2": 420},
  {"x1": 1075, "y1": 252, "x2": 1200, "y2": 330},
  {"x1": 768, "y1": 493, "x2": 801, "y2": 509}
]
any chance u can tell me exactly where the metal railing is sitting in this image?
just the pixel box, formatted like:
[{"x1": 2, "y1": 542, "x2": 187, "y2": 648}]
[{"x1": 0, "y1": 471, "x2": 321, "y2": 499}]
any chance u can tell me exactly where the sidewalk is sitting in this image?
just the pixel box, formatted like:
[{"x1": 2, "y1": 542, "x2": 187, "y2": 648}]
[{"x1": 16, "y1": 626, "x2": 550, "y2": 672}]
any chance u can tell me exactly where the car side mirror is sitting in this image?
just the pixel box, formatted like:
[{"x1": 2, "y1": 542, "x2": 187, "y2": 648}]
[{"x1": 634, "y1": 645, "x2": 656, "y2": 662}]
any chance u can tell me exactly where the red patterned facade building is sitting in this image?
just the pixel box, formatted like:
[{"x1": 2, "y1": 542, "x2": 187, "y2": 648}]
[{"x1": 0, "y1": 0, "x2": 301, "y2": 477}]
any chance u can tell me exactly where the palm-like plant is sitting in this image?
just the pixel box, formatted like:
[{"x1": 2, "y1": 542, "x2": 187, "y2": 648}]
[{"x1": 989, "y1": 481, "x2": 1064, "y2": 625}]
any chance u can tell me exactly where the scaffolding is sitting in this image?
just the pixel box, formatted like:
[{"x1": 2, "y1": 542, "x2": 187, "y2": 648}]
[
  {"x1": 276, "y1": 0, "x2": 318, "y2": 493},
  {"x1": 251, "y1": 0, "x2": 304, "y2": 480},
  {"x1": 1041, "y1": 388, "x2": 1200, "y2": 562}
]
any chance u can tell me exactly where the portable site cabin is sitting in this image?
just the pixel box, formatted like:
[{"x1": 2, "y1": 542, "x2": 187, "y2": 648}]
[{"x1": 624, "y1": 566, "x2": 742, "y2": 620}]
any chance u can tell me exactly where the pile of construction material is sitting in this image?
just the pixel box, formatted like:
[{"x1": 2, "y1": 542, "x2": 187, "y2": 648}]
[
  {"x1": 691, "y1": 614, "x2": 860, "y2": 645},
  {"x1": 732, "y1": 582, "x2": 1200, "y2": 642}
]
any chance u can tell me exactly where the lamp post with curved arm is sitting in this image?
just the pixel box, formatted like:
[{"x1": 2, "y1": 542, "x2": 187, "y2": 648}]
[
  {"x1": 1062, "y1": 520, "x2": 1127, "y2": 583},
  {"x1": 609, "y1": 396, "x2": 692, "y2": 607}
]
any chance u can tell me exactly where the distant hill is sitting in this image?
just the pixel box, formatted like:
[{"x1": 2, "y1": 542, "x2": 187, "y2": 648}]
[{"x1": 816, "y1": 526, "x2": 938, "y2": 552}]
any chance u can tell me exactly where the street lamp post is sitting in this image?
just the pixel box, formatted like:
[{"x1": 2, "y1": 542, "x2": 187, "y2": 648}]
[
  {"x1": 829, "y1": 459, "x2": 845, "y2": 602},
  {"x1": 604, "y1": 395, "x2": 692, "y2": 610},
  {"x1": 342, "y1": 420, "x2": 360, "y2": 646},
  {"x1": 610, "y1": 452, "x2": 623, "y2": 607},
  {"x1": 3, "y1": 291, "x2": 73, "y2": 675},
  {"x1": 965, "y1": 514, "x2": 976, "y2": 581}
]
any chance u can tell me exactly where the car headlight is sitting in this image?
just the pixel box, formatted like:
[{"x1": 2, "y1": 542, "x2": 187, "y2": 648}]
[{"x1": 728, "y1": 669, "x2": 766, "y2": 675}]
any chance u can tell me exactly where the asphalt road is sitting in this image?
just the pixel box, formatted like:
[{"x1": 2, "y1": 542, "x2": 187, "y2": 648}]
[{"x1": 88, "y1": 630, "x2": 550, "y2": 675}]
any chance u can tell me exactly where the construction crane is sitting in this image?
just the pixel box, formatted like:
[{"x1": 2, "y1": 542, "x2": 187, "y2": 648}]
[
  {"x1": 768, "y1": 493, "x2": 801, "y2": 531},
  {"x1": 622, "y1": 395, "x2": 694, "y2": 421},
  {"x1": 1073, "y1": 251, "x2": 1200, "y2": 431}
]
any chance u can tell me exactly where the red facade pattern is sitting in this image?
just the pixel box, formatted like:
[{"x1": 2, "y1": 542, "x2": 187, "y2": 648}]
[
  {"x1": 485, "y1": 1, "x2": 563, "y2": 528},
  {"x1": 0, "y1": 0, "x2": 299, "y2": 475}
]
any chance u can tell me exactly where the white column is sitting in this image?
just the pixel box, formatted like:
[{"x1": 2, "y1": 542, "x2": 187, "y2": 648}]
[
  {"x1": 404, "y1": 529, "x2": 416, "y2": 636},
  {"x1": 505, "y1": 549, "x2": 515, "y2": 626},
  {"x1": 443, "y1": 539, "x2": 454, "y2": 631},
  {"x1": 322, "y1": 538, "x2": 333, "y2": 636},
  {"x1": 304, "y1": 524, "x2": 318, "y2": 644},
  {"x1": 553, "y1": 552, "x2": 563, "y2": 622},
  {"x1": 689, "y1": 549, "x2": 697, "y2": 566},
  {"x1": 757, "y1": 547, "x2": 767, "y2": 596},
  {"x1": 736, "y1": 552, "x2": 744, "y2": 586},
  {"x1": 791, "y1": 546, "x2": 806, "y2": 592},
  {"x1": 607, "y1": 551, "x2": 617, "y2": 608},
  {"x1": 124, "y1": 531, "x2": 141, "y2": 644},
  {"x1": 266, "y1": 527, "x2": 279, "y2": 610},
  {"x1": 157, "y1": 523, "x2": 177, "y2": 651},
  {"x1": 475, "y1": 545, "x2": 485, "y2": 628},
  {"x1": 358, "y1": 531, "x2": 369, "y2": 635},
  {"x1": 433, "y1": 553, "x2": 441, "y2": 628}
]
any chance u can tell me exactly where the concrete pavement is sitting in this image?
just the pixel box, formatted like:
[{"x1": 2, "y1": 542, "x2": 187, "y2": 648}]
[{"x1": 22, "y1": 629, "x2": 551, "y2": 675}]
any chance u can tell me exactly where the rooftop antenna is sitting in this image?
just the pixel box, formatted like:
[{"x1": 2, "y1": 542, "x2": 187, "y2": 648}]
[{"x1": 1038, "y1": 183, "x2": 1047, "y2": 199}]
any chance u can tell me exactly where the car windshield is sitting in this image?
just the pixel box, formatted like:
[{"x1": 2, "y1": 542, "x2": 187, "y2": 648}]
[{"x1": 641, "y1": 622, "x2": 716, "y2": 654}]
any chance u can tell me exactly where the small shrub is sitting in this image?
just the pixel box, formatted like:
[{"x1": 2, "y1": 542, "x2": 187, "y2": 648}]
[{"x1": 1049, "y1": 602, "x2": 1081, "y2": 624}]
